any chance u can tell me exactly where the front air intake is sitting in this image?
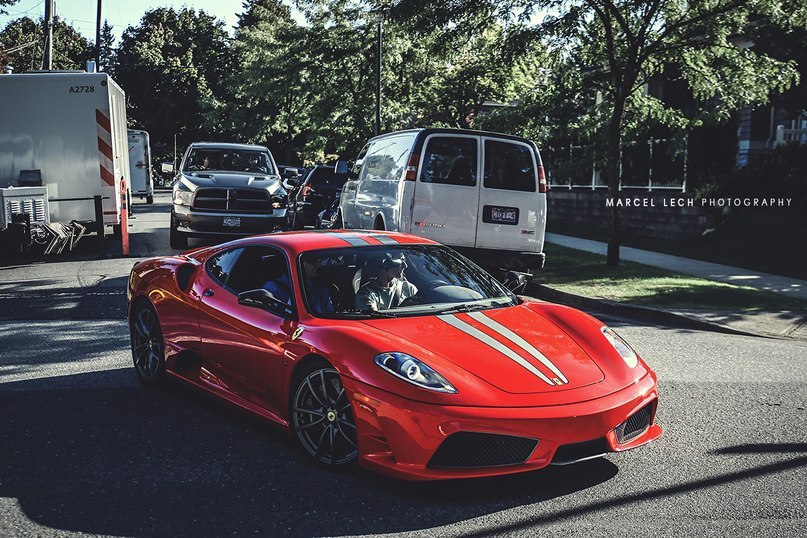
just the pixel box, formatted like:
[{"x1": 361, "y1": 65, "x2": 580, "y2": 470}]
[
  {"x1": 428, "y1": 432, "x2": 538, "y2": 468},
  {"x1": 615, "y1": 404, "x2": 653, "y2": 444}
]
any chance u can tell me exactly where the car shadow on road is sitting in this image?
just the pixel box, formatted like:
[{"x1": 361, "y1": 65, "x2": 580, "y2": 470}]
[{"x1": 1, "y1": 370, "x2": 618, "y2": 537}]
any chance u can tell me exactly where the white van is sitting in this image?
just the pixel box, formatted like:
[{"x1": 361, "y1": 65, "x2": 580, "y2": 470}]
[
  {"x1": 336, "y1": 128, "x2": 547, "y2": 271},
  {"x1": 127, "y1": 129, "x2": 154, "y2": 204}
]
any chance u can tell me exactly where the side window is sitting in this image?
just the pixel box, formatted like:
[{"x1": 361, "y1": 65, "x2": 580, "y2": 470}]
[
  {"x1": 359, "y1": 134, "x2": 415, "y2": 182},
  {"x1": 420, "y1": 137, "x2": 477, "y2": 186},
  {"x1": 484, "y1": 140, "x2": 537, "y2": 192},
  {"x1": 227, "y1": 246, "x2": 291, "y2": 299},
  {"x1": 352, "y1": 144, "x2": 369, "y2": 176},
  {"x1": 207, "y1": 248, "x2": 244, "y2": 287}
]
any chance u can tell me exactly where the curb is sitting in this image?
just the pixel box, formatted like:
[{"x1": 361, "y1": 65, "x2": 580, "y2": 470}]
[{"x1": 526, "y1": 283, "x2": 764, "y2": 338}]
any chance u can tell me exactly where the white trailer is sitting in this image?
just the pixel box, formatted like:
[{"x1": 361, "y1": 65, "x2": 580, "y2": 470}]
[
  {"x1": 0, "y1": 71, "x2": 130, "y2": 235},
  {"x1": 128, "y1": 129, "x2": 154, "y2": 204}
]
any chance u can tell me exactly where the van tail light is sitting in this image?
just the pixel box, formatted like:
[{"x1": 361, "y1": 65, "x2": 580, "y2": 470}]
[
  {"x1": 405, "y1": 153, "x2": 420, "y2": 181},
  {"x1": 538, "y1": 165, "x2": 547, "y2": 193}
]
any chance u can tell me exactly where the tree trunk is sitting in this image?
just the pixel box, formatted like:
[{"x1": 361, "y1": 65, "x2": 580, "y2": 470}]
[{"x1": 606, "y1": 91, "x2": 626, "y2": 266}]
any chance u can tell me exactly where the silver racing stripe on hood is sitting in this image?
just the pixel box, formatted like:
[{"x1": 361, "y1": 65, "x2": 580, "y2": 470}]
[
  {"x1": 467, "y1": 311, "x2": 568, "y2": 384},
  {"x1": 437, "y1": 314, "x2": 555, "y2": 386}
]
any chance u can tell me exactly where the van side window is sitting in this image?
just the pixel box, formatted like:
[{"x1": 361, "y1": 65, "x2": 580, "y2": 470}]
[
  {"x1": 420, "y1": 137, "x2": 477, "y2": 186},
  {"x1": 359, "y1": 135, "x2": 414, "y2": 182},
  {"x1": 483, "y1": 140, "x2": 537, "y2": 192},
  {"x1": 352, "y1": 144, "x2": 369, "y2": 176}
]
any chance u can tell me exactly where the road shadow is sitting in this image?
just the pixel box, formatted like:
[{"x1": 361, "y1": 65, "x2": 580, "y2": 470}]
[
  {"x1": 0, "y1": 370, "x2": 617, "y2": 537},
  {"x1": 0, "y1": 276, "x2": 129, "y2": 320}
]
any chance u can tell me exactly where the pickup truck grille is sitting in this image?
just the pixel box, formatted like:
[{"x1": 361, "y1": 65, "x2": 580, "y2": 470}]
[{"x1": 192, "y1": 188, "x2": 272, "y2": 213}]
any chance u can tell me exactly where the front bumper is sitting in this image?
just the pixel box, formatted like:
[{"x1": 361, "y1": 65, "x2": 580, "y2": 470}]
[
  {"x1": 173, "y1": 204, "x2": 288, "y2": 236},
  {"x1": 343, "y1": 372, "x2": 661, "y2": 480}
]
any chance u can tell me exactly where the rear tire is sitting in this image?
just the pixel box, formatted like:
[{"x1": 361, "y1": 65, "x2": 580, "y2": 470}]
[
  {"x1": 169, "y1": 212, "x2": 188, "y2": 250},
  {"x1": 146, "y1": 194, "x2": 154, "y2": 204},
  {"x1": 332, "y1": 210, "x2": 343, "y2": 230}
]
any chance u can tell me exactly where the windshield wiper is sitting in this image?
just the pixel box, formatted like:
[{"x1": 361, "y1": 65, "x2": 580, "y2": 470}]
[
  {"x1": 433, "y1": 303, "x2": 488, "y2": 315},
  {"x1": 339, "y1": 309, "x2": 399, "y2": 318}
]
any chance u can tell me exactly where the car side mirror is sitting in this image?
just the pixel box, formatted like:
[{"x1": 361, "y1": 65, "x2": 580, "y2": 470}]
[
  {"x1": 238, "y1": 288, "x2": 295, "y2": 318},
  {"x1": 161, "y1": 162, "x2": 175, "y2": 174},
  {"x1": 502, "y1": 271, "x2": 529, "y2": 294},
  {"x1": 282, "y1": 167, "x2": 300, "y2": 179}
]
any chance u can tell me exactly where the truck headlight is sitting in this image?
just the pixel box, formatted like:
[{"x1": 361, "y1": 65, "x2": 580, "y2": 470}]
[
  {"x1": 374, "y1": 352, "x2": 457, "y2": 393},
  {"x1": 173, "y1": 182, "x2": 193, "y2": 206}
]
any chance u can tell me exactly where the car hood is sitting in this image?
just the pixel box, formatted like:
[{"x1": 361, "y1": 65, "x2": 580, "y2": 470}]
[
  {"x1": 358, "y1": 304, "x2": 605, "y2": 394},
  {"x1": 180, "y1": 171, "x2": 285, "y2": 194}
]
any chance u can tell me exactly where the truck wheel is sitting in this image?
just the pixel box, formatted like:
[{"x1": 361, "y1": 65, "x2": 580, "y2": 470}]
[
  {"x1": 332, "y1": 210, "x2": 343, "y2": 230},
  {"x1": 146, "y1": 194, "x2": 154, "y2": 204},
  {"x1": 111, "y1": 224, "x2": 122, "y2": 238},
  {"x1": 169, "y1": 214, "x2": 188, "y2": 250}
]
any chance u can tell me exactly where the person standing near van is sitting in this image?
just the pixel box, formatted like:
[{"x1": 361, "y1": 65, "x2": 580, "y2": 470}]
[{"x1": 356, "y1": 253, "x2": 418, "y2": 311}]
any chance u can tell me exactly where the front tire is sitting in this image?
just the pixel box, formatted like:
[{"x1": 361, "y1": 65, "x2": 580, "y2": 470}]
[
  {"x1": 130, "y1": 302, "x2": 166, "y2": 386},
  {"x1": 291, "y1": 361, "x2": 358, "y2": 466}
]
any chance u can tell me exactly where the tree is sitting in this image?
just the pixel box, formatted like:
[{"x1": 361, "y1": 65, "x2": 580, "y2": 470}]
[
  {"x1": 389, "y1": 0, "x2": 804, "y2": 265},
  {"x1": 0, "y1": 16, "x2": 92, "y2": 72},
  {"x1": 114, "y1": 8, "x2": 232, "y2": 157},
  {"x1": 98, "y1": 20, "x2": 116, "y2": 75}
]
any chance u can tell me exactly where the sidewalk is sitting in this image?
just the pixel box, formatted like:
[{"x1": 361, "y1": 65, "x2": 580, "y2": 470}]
[{"x1": 541, "y1": 233, "x2": 807, "y2": 341}]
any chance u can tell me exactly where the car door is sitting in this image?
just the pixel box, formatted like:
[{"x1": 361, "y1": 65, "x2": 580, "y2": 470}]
[
  {"x1": 411, "y1": 134, "x2": 481, "y2": 247},
  {"x1": 340, "y1": 144, "x2": 368, "y2": 229},
  {"x1": 195, "y1": 245, "x2": 292, "y2": 415},
  {"x1": 475, "y1": 137, "x2": 546, "y2": 253}
]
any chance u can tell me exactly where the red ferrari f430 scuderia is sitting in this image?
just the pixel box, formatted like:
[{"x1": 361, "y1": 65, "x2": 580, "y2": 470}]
[{"x1": 127, "y1": 230, "x2": 661, "y2": 480}]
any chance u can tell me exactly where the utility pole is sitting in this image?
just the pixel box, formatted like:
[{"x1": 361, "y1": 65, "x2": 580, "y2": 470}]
[
  {"x1": 43, "y1": 0, "x2": 54, "y2": 69},
  {"x1": 95, "y1": 0, "x2": 102, "y2": 68},
  {"x1": 375, "y1": 13, "x2": 382, "y2": 136}
]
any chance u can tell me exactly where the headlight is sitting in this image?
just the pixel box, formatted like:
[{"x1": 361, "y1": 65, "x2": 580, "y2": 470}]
[
  {"x1": 602, "y1": 327, "x2": 638, "y2": 368},
  {"x1": 173, "y1": 181, "x2": 193, "y2": 206},
  {"x1": 374, "y1": 352, "x2": 457, "y2": 393}
]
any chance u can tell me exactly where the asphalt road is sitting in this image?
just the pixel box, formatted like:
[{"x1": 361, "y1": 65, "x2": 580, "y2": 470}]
[{"x1": 1, "y1": 193, "x2": 805, "y2": 537}]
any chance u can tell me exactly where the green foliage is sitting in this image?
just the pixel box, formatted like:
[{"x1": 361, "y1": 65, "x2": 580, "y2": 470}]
[
  {"x1": 98, "y1": 20, "x2": 116, "y2": 75},
  {"x1": 0, "y1": 16, "x2": 92, "y2": 71},
  {"x1": 114, "y1": 8, "x2": 232, "y2": 156}
]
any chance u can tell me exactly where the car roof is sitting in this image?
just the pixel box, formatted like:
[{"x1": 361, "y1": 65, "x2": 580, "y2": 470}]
[
  {"x1": 367, "y1": 128, "x2": 535, "y2": 146},
  {"x1": 199, "y1": 230, "x2": 439, "y2": 258},
  {"x1": 188, "y1": 142, "x2": 270, "y2": 152}
]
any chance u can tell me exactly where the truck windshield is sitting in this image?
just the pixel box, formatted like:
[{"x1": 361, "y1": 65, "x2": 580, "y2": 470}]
[{"x1": 183, "y1": 148, "x2": 277, "y2": 175}]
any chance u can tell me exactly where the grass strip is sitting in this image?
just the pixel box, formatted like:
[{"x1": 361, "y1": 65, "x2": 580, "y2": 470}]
[{"x1": 537, "y1": 243, "x2": 807, "y2": 311}]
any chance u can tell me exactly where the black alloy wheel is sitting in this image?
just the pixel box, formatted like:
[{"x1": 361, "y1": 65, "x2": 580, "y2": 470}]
[
  {"x1": 291, "y1": 364, "x2": 358, "y2": 465},
  {"x1": 130, "y1": 303, "x2": 166, "y2": 385}
]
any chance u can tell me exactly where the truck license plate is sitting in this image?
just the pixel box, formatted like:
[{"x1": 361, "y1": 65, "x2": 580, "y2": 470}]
[{"x1": 223, "y1": 217, "x2": 241, "y2": 227}]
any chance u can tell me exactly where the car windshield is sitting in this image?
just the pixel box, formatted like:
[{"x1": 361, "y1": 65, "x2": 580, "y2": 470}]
[
  {"x1": 183, "y1": 148, "x2": 277, "y2": 175},
  {"x1": 298, "y1": 244, "x2": 518, "y2": 318}
]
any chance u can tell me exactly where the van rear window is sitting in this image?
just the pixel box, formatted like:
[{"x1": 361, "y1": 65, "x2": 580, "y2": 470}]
[
  {"x1": 420, "y1": 137, "x2": 477, "y2": 186},
  {"x1": 483, "y1": 140, "x2": 536, "y2": 192}
]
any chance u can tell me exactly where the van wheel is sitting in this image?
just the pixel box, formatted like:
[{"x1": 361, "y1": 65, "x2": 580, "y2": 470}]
[{"x1": 374, "y1": 217, "x2": 385, "y2": 231}]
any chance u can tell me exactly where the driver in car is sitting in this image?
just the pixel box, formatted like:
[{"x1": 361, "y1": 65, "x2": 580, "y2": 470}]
[{"x1": 355, "y1": 253, "x2": 418, "y2": 311}]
